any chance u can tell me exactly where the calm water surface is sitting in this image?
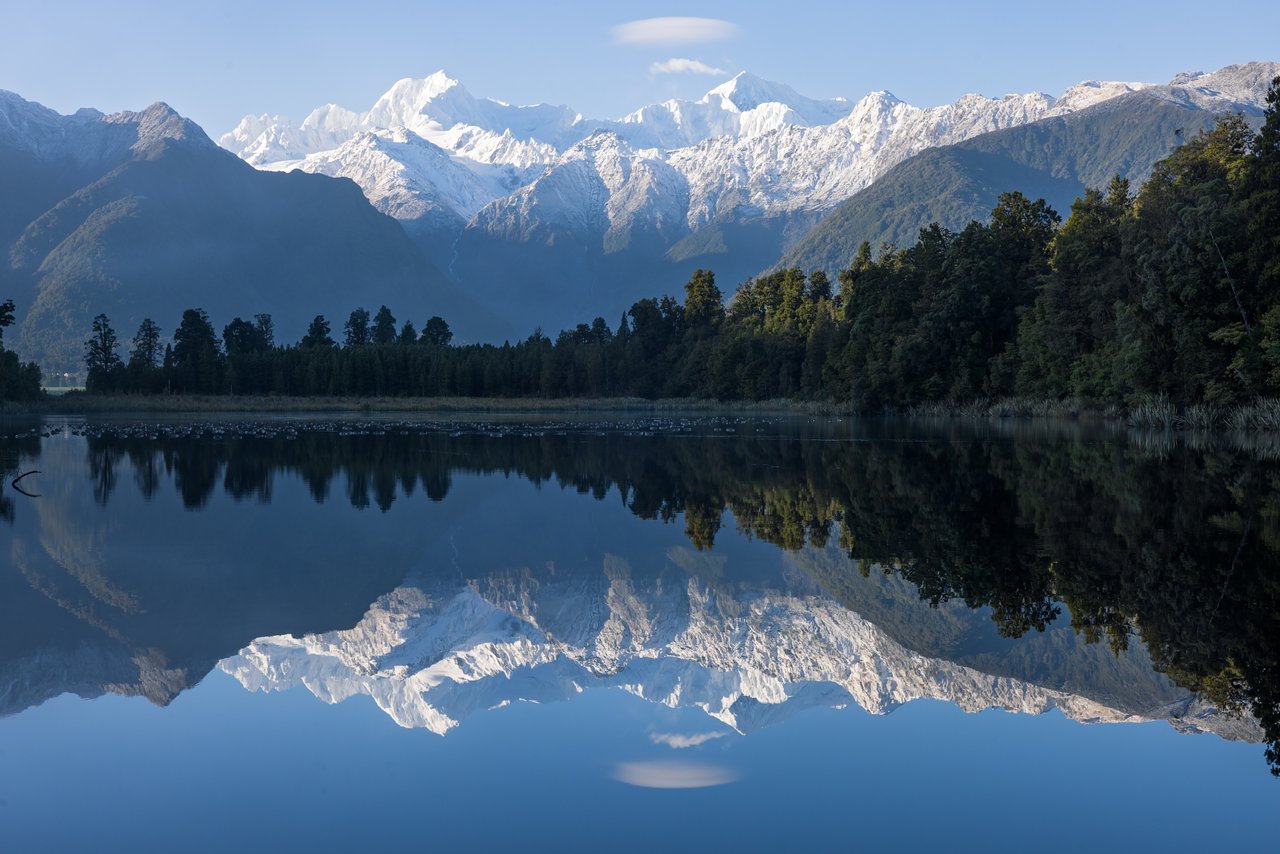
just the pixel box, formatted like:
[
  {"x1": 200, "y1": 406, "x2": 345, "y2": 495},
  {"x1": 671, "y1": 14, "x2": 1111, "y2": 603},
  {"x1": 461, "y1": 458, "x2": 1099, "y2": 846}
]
[{"x1": 1, "y1": 414, "x2": 1276, "y2": 851}]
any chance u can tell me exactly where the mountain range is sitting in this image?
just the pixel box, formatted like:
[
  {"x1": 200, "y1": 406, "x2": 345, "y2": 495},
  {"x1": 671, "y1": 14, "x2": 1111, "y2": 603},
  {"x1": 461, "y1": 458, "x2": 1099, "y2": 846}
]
[
  {"x1": 219, "y1": 62, "x2": 1278, "y2": 336},
  {"x1": 222, "y1": 551, "x2": 1257, "y2": 742},
  {"x1": 1, "y1": 61, "x2": 1276, "y2": 369}
]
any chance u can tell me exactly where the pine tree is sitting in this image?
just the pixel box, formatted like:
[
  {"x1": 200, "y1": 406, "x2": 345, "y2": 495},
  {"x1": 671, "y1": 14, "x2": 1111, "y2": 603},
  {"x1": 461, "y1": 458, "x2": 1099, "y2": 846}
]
[
  {"x1": 344, "y1": 308, "x2": 371, "y2": 348},
  {"x1": 372, "y1": 305, "x2": 397, "y2": 345},
  {"x1": 301, "y1": 315, "x2": 335, "y2": 349},
  {"x1": 421, "y1": 316, "x2": 453, "y2": 347},
  {"x1": 84, "y1": 313, "x2": 124, "y2": 392}
]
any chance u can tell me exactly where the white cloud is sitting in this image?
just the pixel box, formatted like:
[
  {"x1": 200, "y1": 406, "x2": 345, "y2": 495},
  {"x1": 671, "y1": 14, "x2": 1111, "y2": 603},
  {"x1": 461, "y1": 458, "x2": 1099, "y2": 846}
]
[
  {"x1": 649, "y1": 58, "x2": 729, "y2": 76},
  {"x1": 649, "y1": 730, "x2": 730, "y2": 748},
  {"x1": 612, "y1": 760, "x2": 740, "y2": 789},
  {"x1": 613, "y1": 17, "x2": 740, "y2": 46}
]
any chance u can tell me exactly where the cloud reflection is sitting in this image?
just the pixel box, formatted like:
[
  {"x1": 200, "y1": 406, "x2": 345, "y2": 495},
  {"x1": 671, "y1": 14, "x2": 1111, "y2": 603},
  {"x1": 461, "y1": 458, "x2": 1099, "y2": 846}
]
[
  {"x1": 613, "y1": 760, "x2": 740, "y2": 789},
  {"x1": 649, "y1": 731, "x2": 729, "y2": 749}
]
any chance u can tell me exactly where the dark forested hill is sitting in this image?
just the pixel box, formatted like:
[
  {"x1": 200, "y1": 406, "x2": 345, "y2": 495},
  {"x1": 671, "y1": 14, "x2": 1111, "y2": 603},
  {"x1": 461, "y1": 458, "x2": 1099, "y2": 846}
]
[{"x1": 778, "y1": 89, "x2": 1267, "y2": 274}]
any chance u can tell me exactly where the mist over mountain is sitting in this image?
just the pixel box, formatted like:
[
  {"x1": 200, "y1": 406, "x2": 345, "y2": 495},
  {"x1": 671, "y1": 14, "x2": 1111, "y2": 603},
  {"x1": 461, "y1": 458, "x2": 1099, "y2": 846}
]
[{"x1": 0, "y1": 92, "x2": 498, "y2": 371}]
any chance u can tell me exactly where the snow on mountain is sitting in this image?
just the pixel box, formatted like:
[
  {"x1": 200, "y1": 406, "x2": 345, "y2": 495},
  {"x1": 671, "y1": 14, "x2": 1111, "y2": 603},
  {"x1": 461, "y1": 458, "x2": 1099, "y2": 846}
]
[
  {"x1": 219, "y1": 62, "x2": 1277, "y2": 285},
  {"x1": 364, "y1": 72, "x2": 582, "y2": 149},
  {"x1": 1051, "y1": 79, "x2": 1150, "y2": 113},
  {"x1": 262, "y1": 128, "x2": 509, "y2": 230},
  {"x1": 472, "y1": 131, "x2": 689, "y2": 251},
  {"x1": 1165, "y1": 62, "x2": 1280, "y2": 110},
  {"x1": 220, "y1": 104, "x2": 359, "y2": 165},
  {"x1": 609, "y1": 71, "x2": 852, "y2": 150},
  {"x1": 483, "y1": 79, "x2": 1156, "y2": 235},
  {"x1": 219, "y1": 71, "x2": 574, "y2": 171},
  {"x1": 220, "y1": 561, "x2": 1258, "y2": 741}
]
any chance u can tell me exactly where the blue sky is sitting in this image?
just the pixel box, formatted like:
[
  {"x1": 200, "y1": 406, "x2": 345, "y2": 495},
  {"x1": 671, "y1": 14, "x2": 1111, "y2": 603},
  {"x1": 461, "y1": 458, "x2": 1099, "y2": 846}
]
[{"x1": 2, "y1": 1, "x2": 1278, "y2": 134}]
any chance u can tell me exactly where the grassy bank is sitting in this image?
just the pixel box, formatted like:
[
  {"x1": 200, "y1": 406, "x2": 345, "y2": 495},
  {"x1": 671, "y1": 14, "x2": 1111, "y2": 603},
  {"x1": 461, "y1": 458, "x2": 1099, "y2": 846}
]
[
  {"x1": 905, "y1": 394, "x2": 1280, "y2": 431},
  {"x1": 14, "y1": 393, "x2": 846, "y2": 416},
  {"x1": 11, "y1": 392, "x2": 1280, "y2": 432}
]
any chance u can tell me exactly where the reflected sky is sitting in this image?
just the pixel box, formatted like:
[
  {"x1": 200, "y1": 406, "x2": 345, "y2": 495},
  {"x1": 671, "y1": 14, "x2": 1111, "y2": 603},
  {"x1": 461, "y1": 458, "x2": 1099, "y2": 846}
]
[{"x1": 0, "y1": 415, "x2": 1277, "y2": 850}]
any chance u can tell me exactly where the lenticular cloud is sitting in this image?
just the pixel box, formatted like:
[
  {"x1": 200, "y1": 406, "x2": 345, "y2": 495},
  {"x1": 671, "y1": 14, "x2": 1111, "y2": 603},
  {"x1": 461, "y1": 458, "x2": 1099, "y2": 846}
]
[{"x1": 613, "y1": 17, "x2": 739, "y2": 46}]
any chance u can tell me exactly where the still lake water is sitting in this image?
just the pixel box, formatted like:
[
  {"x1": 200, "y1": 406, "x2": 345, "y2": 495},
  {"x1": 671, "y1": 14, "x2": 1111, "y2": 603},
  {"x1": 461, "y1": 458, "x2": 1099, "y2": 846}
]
[{"x1": 1, "y1": 414, "x2": 1276, "y2": 851}]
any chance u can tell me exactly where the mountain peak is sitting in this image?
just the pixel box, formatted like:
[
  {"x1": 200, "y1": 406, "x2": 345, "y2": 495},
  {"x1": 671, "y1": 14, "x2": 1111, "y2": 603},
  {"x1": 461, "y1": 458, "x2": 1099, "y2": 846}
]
[
  {"x1": 1166, "y1": 60, "x2": 1280, "y2": 108},
  {"x1": 100, "y1": 101, "x2": 213, "y2": 153},
  {"x1": 704, "y1": 72, "x2": 805, "y2": 112},
  {"x1": 381, "y1": 71, "x2": 467, "y2": 105}
]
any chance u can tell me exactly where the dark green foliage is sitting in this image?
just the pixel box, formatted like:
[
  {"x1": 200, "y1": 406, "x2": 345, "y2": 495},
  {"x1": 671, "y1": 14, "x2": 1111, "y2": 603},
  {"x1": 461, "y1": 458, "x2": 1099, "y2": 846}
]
[
  {"x1": 420, "y1": 316, "x2": 452, "y2": 347},
  {"x1": 682, "y1": 268, "x2": 724, "y2": 330},
  {"x1": 129, "y1": 318, "x2": 162, "y2": 369},
  {"x1": 833, "y1": 192, "x2": 1059, "y2": 407},
  {"x1": 398, "y1": 320, "x2": 417, "y2": 346},
  {"x1": 343, "y1": 308, "x2": 371, "y2": 348},
  {"x1": 254, "y1": 314, "x2": 275, "y2": 350},
  {"x1": 126, "y1": 318, "x2": 164, "y2": 393},
  {"x1": 0, "y1": 298, "x2": 41, "y2": 400},
  {"x1": 223, "y1": 317, "x2": 270, "y2": 356},
  {"x1": 300, "y1": 315, "x2": 334, "y2": 350},
  {"x1": 372, "y1": 305, "x2": 397, "y2": 346},
  {"x1": 0, "y1": 299, "x2": 13, "y2": 350},
  {"x1": 84, "y1": 313, "x2": 124, "y2": 392},
  {"x1": 171, "y1": 308, "x2": 221, "y2": 394}
]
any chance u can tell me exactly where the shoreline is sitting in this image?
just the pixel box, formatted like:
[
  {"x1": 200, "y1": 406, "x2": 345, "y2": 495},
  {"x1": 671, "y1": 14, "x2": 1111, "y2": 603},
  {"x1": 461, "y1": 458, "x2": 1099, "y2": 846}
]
[
  {"x1": 6, "y1": 394, "x2": 847, "y2": 416},
  {"x1": 5, "y1": 393, "x2": 1278, "y2": 434}
]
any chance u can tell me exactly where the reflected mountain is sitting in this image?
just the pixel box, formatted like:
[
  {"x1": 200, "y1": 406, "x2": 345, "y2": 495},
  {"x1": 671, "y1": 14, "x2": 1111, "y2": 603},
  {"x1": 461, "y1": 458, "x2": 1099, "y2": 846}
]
[
  {"x1": 0, "y1": 416, "x2": 1276, "y2": 773},
  {"x1": 0, "y1": 433, "x2": 463, "y2": 713},
  {"x1": 222, "y1": 554, "x2": 1258, "y2": 742}
]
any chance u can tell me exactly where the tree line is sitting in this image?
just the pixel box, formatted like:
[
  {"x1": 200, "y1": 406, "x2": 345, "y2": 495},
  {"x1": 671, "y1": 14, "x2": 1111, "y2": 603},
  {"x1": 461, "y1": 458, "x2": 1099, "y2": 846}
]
[{"x1": 66, "y1": 76, "x2": 1280, "y2": 407}]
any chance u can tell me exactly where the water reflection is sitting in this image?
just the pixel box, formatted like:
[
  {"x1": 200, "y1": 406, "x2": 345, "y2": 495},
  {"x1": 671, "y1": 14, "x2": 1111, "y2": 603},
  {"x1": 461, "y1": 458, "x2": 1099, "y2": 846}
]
[
  {"x1": 613, "y1": 760, "x2": 740, "y2": 789},
  {"x1": 1, "y1": 416, "x2": 1277, "y2": 775}
]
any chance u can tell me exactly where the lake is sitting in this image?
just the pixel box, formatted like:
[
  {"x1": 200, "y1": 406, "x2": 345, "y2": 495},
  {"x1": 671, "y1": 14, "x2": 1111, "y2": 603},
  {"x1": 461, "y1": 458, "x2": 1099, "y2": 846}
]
[{"x1": 1, "y1": 414, "x2": 1276, "y2": 851}]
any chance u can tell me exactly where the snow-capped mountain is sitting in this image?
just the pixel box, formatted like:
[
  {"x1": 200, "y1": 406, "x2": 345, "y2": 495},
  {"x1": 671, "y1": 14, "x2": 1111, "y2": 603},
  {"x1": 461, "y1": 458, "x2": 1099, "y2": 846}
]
[
  {"x1": 221, "y1": 560, "x2": 1259, "y2": 743},
  {"x1": 214, "y1": 62, "x2": 1278, "y2": 336},
  {"x1": 220, "y1": 69, "x2": 1160, "y2": 237}
]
